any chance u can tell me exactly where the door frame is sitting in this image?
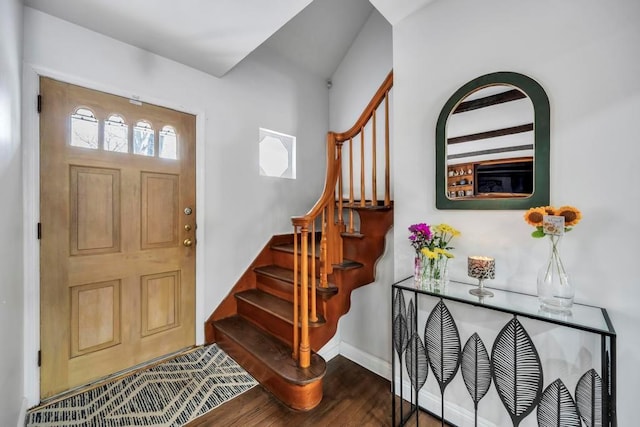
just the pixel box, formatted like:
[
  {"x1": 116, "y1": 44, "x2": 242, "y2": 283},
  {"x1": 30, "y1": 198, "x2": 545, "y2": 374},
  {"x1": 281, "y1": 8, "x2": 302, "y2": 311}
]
[{"x1": 22, "y1": 64, "x2": 207, "y2": 407}]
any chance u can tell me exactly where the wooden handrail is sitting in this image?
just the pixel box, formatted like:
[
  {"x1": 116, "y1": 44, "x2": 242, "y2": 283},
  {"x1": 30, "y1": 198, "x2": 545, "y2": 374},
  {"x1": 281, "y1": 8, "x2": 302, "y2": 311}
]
[
  {"x1": 292, "y1": 133, "x2": 341, "y2": 227},
  {"x1": 291, "y1": 71, "x2": 393, "y2": 368},
  {"x1": 334, "y1": 71, "x2": 393, "y2": 142}
]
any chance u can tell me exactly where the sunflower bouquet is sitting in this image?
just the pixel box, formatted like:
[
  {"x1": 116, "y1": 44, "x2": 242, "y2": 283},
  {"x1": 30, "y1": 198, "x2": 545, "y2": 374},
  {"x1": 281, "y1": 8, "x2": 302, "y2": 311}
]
[
  {"x1": 523, "y1": 205, "x2": 582, "y2": 237},
  {"x1": 524, "y1": 205, "x2": 581, "y2": 308}
]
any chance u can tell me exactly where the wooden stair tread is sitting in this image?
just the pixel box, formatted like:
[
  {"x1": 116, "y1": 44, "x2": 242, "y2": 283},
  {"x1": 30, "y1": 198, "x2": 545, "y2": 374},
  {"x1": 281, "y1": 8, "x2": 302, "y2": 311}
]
[
  {"x1": 254, "y1": 265, "x2": 296, "y2": 283},
  {"x1": 270, "y1": 244, "x2": 363, "y2": 269},
  {"x1": 214, "y1": 316, "x2": 326, "y2": 385},
  {"x1": 236, "y1": 289, "x2": 326, "y2": 326},
  {"x1": 333, "y1": 259, "x2": 362, "y2": 270},
  {"x1": 271, "y1": 242, "x2": 320, "y2": 255},
  {"x1": 340, "y1": 200, "x2": 393, "y2": 210},
  {"x1": 254, "y1": 265, "x2": 339, "y2": 294},
  {"x1": 341, "y1": 231, "x2": 365, "y2": 239}
]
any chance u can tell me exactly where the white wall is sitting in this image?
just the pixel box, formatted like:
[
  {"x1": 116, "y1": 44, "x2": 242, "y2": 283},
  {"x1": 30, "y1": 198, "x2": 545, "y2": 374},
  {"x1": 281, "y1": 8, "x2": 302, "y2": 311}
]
[
  {"x1": 0, "y1": 0, "x2": 24, "y2": 425},
  {"x1": 22, "y1": 6, "x2": 328, "y2": 406},
  {"x1": 393, "y1": 0, "x2": 640, "y2": 425},
  {"x1": 328, "y1": 9, "x2": 395, "y2": 373},
  {"x1": 329, "y1": 9, "x2": 393, "y2": 131}
]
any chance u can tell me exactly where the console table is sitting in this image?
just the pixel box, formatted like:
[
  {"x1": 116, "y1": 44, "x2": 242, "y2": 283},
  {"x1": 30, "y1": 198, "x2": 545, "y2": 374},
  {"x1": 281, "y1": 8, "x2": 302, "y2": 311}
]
[{"x1": 391, "y1": 277, "x2": 616, "y2": 427}]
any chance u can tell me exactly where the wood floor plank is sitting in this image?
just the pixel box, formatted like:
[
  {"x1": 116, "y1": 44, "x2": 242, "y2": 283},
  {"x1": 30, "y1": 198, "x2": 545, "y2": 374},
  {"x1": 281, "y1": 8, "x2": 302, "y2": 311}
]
[{"x1": 187, "y1": 355, "x2": 447, "y2": 426}]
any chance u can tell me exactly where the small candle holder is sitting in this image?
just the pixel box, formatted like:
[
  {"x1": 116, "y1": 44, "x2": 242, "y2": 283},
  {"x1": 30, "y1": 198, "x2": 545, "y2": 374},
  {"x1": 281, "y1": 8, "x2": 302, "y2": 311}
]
[{"x1": 468, "y1": 256, "x2": 495, "y2": 297}]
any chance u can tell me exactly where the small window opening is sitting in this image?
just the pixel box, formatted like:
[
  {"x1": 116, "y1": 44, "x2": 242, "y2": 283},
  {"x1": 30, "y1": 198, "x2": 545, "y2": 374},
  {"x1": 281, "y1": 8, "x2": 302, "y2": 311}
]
[
  {"x1": 259, "y1": 128, "x2": 296, "y2": 179},
  {"x1": 70, "y1": 108, "x2": 98, "y2": 149},
  {"x1": 159, "y1": 126, "x2": 178, "y2": 160},
  {"x1": 104, "y1": 114, "x2": 128, "y2": 153},
  {"x1": 133, "y1": 121, "x2": 155, "y2": 156}
]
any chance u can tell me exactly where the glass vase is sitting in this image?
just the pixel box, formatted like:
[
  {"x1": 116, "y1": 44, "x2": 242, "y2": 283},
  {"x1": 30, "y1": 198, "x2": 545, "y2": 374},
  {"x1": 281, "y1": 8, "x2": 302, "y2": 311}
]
[
  {"x1": 414, "y1": 253, "x2": 449, "y2": 292},
  {"x1": 414, "y1": 255, "x2": 423, "y2": 287},
  {"x1": 537, "y1": 235, "x2": 574, "y2": 310}
]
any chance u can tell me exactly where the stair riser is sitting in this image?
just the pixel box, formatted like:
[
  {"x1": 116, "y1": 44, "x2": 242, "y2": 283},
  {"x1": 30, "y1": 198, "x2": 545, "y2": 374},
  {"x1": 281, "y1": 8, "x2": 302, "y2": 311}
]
[
  {"x1": 332, "y1": 267, "x2": 374, "y2": 293},
  {"x1": 237, "y1": 298, "x2": 294, "y2": 346},
  {"x1": 255, "y1": 274, "x2": 295, "y2": 303},
  {"x1": 351, "y1": 208, "x2": 394, "y2": 237},
  {"x1": 255, "y1": 274, "x2": 327, "y2": 306},
  {"x1": 342, "y1": 237, "x2": 382, "y2": 266},
  {"x1": 270, "y1": 250, "x2": 318, "y2": 271},
  {"x1": 253, "y1": 286, "x2": 329, "y2": 325},
  {"x1": 214, "y1": 329, "x2": 323, "y2": 411}
]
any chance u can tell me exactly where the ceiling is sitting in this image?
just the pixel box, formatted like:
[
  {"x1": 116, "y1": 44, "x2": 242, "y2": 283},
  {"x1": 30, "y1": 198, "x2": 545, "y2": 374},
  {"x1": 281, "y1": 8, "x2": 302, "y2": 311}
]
[
  {"x1": 24, "y1": 0, "x2": 434, "y2": 78},
  {"x1": 369, "y1": 0, "x2": 436, "y2": 26},
  {"x1": 260, "y1": 0, "x2": 374, "y2": 79}
]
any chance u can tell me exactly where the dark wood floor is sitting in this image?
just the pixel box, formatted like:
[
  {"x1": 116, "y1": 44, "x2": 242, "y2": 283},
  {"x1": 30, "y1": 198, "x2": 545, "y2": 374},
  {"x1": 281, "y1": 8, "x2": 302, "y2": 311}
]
[{"x1": 187, "y1": 355, "x2": 447, "y2": 426}]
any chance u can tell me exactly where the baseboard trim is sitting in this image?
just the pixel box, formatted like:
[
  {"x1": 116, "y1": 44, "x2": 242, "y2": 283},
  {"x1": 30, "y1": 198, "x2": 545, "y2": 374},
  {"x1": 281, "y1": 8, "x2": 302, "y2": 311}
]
[
  {"x1": 318, "y1": 335, "x2": 341, "y2": 362},
  {"x1": 335, "y1": 341, "x2": 495, "y2": 427},
  {"x1": 395, "y1": 376, "x2": 496, "y2": 427},
  {"x1": 338, "y1": 341, "x2": 392, "y2": 381}
]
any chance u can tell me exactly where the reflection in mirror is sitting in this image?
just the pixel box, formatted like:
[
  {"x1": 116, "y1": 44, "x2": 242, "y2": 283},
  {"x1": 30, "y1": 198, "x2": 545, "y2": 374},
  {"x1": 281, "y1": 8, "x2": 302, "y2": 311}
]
[
  {"x1": 446, "y1": 85, "x2": 534, "y2": 200},
  {"x1": 436, "y1": 72, "x2": 550, "y2": 210}
]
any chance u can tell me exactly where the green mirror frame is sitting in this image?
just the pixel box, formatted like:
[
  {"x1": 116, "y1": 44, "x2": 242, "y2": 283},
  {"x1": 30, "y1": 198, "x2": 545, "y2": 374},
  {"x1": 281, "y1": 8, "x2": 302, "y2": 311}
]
[{"x1": 435, "y1": 71, "x2": 550, "y2": 210}]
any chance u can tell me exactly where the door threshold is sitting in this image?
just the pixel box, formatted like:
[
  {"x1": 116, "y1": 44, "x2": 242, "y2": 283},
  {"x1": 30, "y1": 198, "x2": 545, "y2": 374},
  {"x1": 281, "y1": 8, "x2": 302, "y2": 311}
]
[{"x1": 35, "y1": 345, "x2": 197, "y2": 409}]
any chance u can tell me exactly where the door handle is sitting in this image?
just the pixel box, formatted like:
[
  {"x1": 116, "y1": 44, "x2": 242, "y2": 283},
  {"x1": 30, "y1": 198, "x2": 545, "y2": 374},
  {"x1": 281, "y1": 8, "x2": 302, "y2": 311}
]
[{"x1": 183, "y1": 238, "x2": 193, "y2": 247}]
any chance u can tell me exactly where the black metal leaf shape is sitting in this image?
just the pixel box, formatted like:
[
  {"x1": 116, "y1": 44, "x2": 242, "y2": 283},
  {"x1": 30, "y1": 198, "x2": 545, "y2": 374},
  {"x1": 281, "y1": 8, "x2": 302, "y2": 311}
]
[
  {"x1": 393, "y1": 315, "x2": 408, "y2": 358},
  {"x1": 491, "y1": 317, "x2": 543, "y2": 427},
  {"x1": 392, "y1": 290, "x2": 408, "y2": 357},
  {"x1": 461, "y1": 333, "x2": 492, "y2": 409},
  {"x1": 424, "y1": 300, "x2": 461, "y2": 393},
  {"x1": 575, "y1": 369, "x2": 603, "y2": 427},
  {"x1": 393, "y1": 288, "x2": 407, "y2": 321},
  {"x1": 405, "y1": 333, "x2": 429, "y2": 391},
  {"x1": 537, "y1": 379, "x2": 582, "y2": 427},
  {"x1": 407, "y1": 298, "x2": 416, "y2": 339}
]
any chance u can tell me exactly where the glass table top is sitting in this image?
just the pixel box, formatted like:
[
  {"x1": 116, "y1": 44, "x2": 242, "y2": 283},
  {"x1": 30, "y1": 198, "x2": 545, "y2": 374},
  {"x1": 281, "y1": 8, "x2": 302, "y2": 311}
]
[{"x1": 393, "y1": 276, "x2": 615, "y2": 336}]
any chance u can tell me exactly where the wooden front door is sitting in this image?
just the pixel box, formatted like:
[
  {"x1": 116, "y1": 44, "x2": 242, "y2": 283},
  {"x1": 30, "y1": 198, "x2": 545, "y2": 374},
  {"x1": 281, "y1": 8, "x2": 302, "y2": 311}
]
[{"x1": 39, "y1": 77, "x2": 196, "y2": 399}]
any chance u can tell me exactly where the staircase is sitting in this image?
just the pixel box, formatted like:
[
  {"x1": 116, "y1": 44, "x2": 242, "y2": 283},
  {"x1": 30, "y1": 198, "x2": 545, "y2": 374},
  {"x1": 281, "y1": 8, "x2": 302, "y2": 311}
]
[{"x1": 205, "y1": 72, "x2": 394, "y2": 411}]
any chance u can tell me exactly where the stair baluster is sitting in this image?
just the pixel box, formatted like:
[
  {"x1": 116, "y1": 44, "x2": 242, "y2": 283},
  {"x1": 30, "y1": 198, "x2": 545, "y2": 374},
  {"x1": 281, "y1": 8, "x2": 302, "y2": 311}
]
[
  {"x1": 359, "y1": 128, "x2": 366, "y2": 207},
  {"x1": 348, "y1": 137, "x2": 355, "y2": 232},
  {"x1": 310, "y1": 221, "x2": 317, "y2": 322},
  {"x1": 292, "y1": 225, "x2": 299, "y2": 361},
  {"x1": 384, "y1": 89, "x2": 391, "y2": 206},
  {"x1": 372, "y1": 109, "x2": 377, "y2": 207}
]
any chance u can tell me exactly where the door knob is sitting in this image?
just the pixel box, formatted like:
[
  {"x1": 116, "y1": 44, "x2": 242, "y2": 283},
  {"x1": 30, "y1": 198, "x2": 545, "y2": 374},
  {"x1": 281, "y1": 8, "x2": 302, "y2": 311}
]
[{"x1": 183, "y1": 238, "x2": 193, "y2": 247}]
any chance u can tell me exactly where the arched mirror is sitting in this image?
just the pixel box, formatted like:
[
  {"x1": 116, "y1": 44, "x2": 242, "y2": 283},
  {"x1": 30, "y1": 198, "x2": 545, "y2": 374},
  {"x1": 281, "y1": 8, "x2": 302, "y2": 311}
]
[{"x1": 436, "y1": 72, "x2": 550, "y2": 209}]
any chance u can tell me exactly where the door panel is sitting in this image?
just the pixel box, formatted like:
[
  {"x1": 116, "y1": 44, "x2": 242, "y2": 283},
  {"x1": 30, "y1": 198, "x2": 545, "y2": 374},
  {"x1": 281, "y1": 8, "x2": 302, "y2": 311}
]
[
  {"x1": 39, "y1": 77, "x2": 196, "y2": 398},
  {"x1": 141, "y1": 172, "x2": 179, "y2": 248},
  {"x1": 141, "y1": 271, "x2": 181, "y2": 336},
  {"x1": 70, "y1": 166, "x2": 121, "y2": 255},
  {"x1": 70, "y1": 280, "x2": 121, "y2": 356}
]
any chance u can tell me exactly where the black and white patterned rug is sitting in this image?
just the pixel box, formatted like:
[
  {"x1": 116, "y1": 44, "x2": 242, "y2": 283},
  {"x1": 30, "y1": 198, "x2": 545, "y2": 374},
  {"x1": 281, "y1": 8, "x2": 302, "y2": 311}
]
[{"x1": 26, "y1": 344, "x2": 257, "y2": 426}]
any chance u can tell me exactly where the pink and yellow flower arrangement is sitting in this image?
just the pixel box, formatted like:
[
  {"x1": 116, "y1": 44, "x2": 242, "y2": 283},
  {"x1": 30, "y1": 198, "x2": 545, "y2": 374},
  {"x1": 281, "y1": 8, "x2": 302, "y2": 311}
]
[
  {"x1": 409, "y1": 222, "x2": 460, "y2": 288},
  {"x1": 408, "y1": 222, "x2": 459, "y2": 258}
]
